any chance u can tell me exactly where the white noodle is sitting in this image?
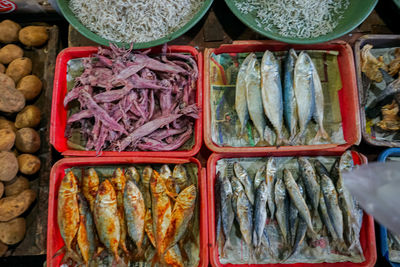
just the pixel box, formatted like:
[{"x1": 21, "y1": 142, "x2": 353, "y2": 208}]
[
  {"x1": 234, "y1": 0, "x2": 350, "y2": 39},
  {"x1": 69, "y1": 0, "x2": 204, "y2": 43}
]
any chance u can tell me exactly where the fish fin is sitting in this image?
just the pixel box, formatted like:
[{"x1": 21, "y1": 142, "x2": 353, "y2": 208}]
[
  {"x1": 313, "y1": 127, "x2": 330, "y2": 143},
  {"x1": 52, "y1": 246, "x2": 66, "y2": 259},
  {"x1": 60, "y1": 249, "x2": 83, "y2": 265}
]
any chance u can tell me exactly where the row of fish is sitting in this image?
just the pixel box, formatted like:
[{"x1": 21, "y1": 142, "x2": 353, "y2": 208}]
[
  {"x1": 57, "y1": 164, "x2": 197, "y2": 267},
  {"x1": 235, "y1": 49, "x2": 330, "y2": 147},
  {"x1": 215, "y1": 151, "x2": 364, "y2": 263}
]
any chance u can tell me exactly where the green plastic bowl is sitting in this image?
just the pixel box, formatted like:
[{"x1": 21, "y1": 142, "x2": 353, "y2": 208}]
[
  {"x1": 225, "y1": 0, "x2": 378, "y2": 44},
  {"x1": 57, "y1": 0, "x2": 213, "y2": 48}
]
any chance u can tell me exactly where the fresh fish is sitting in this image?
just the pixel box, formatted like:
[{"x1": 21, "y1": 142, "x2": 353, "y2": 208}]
[
  {"x1": 236, "y1": 53, "x2": 253, "y2": 135},
  {"x1": 245, "y1": 53, "x2": 267, "y2": 142},
  {"x1": 294, "y1": 52, "x2": 315, "y2": 144},
  {"x1": 283, "y1": 49, "x2": 298, "y2": 142},
  {"x1": 57, "y1": 171, "x2": 81, "y2": 263},
  {"x1": 81, "y1": 168, "x2": 99, "y2": 212},
  {"x1": 333, "y1": 152, "x2": 357, "y2": 246},
  {"x1": 94, "y1": 179, "x2": 120, "y2": 263},
  {"x1": 220, "y1": 175, "x2": 235, "y2": 250},
  {"x1": 288, "y1": 196, "x2": 299, "y2": 247},
  {"x1": 162, "y1": 184, "x2": 197, "y2": 254},
  {"x1": 144, "y1": 209, "x2": 156, "y2": 247},
  {"x1": 274, "y1": 175, "x2": 289, "y2": 244},
  {"x1": 230, "y1": 176, "x2": 244, "y2": 216},
  {"x1": 125, "y1": 166, "x2": 141, "y2": 184},
  {"x1": 263, "y1": 124, "x2": 276, "y2": 146},
  {"x1": 233, "y1": 162, "x2": 254, "y2": 205},
  {"x1": 320, "y1": 173, "x2": 344, "y2": 240},
  {"x1": 110, "y1": 168, "x2": 129, "y2": 255},
  {"x1": 150, "y1": 170, "x2": 172, "y2": 257},
  {"x1": 215, "y1": 172, "x2": 222, "y2": 242},
  {"x1": 236, "y1": 191, "x2": 253, "y2": 246},
  {"x1": 283, "y1": 169, "x2": 314, "y2": 232},
  {"x1": 289, "y1": 216, "x2": 307, "y2": 259},
  {"x1": 310, "y1": 57, "x2": 329, "y2": 142},
  {"x1": 314, "y1": 159, "x2": 330, "y2": 178},
  {"x1": 318, "y1": 187, "x2": 338, "y2": 240},
  {"x1": 142, "y1": 165, "x2": 153, "y2": 209},
  {"x1": 298, "y1": 157, "x2": 320, "y2": 211},
  {"x1": 266, "y1": 157, "x2": 277, "y2": 220},
  {"x1": 254, "y1": 165, "x2": 266, "y2": 190},
  {"x1": 261, "y1": 50, "x2": 285, "y2": 145},
  {"x1": 253, "y1": 180, "x2": 268, "y2": 248},
  {"x1": 164, "y1": 245, "x2": 184, "y2": 267},
  {"x1": 172, "y1": 164, "x2": 188, "y2": 193},
  {"x1": 366, "y1": 76, "x2": 400, "y2": 116},
  {"x1": 124, "y1": 180, "x2": 146, "y2": 251},
  {"x1": 77, "y1": 193, "x2": 96, "y2": 267}
]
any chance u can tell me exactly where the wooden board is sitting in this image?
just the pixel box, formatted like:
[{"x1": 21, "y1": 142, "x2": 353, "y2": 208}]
[{"x1": 1, "y1": 25, "x2": 59, "y2": 257}]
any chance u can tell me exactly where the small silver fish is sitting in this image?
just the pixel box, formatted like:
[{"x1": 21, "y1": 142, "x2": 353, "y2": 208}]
[
  {"x1": 318, "y1": 187, "x2": 338, "y2": 240},
  {"x1": 246, "y1": 53, "x2": 267, "y2": 142},
  {"x1": 320, "y1": 173, "x2": 344, "y2": 240},
  {"x1": 283, "y1": 169, "x2": 314, "y2": 233},
  {"x1": 298, "y1": 157, "x2": 320, "y2": 211},
  {"x1": 236, "y1": 53, "x2": 253, "y2": 135},
  {"x1": 236, "y1": 191, "x2": 253, "y2": 246},
  {"x1": 274, "y1": 175, "x2": 289, "y2": 244},
  {"x1": 266, "y1": 157, "x2": 277, "y2": 220},
  {"x1": 294, "y1": 52, "x2": 315, "y2": 144},
  {"x1": 254, "y1": 165, "x2": 266, "y2": 190},
  {"x1": 220, "y1": 175, "x2": 235, "y2": 251},
  {"x1": 261, "y1": 50, "x2": 285, "y2": 145},
  {"x1": 253, "y1": 180, "x2": 268, "y2": 248},
  {"x1": 234, "y1": 162, "x2": 254, "y2": 205},
  {"x1": 230, "y1": 176, "x2": 244, "y2": 216}
]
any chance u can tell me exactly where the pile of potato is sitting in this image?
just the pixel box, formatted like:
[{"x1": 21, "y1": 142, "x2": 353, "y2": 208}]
[{"x1": 0, "y1": 19, "x2": 49, "y2": 256}]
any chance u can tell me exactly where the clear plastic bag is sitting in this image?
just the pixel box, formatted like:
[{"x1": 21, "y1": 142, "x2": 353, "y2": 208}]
[{"x1": 342, "y1": 162, "x2": 400, "y2": 235}]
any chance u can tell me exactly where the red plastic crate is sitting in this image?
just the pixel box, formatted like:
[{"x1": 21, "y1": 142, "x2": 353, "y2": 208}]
[
  {"x1": 47, "y1": 157, "x2": 208, "y2": 267},
  {"x1": 50, "y1": 46, "x2": 203, "y2": 157},
  {"x1": 203, "y1": 40, "x2": 361, "y2": 155},
  {"x1": 207, "y1": 152, "x2": 377, "y2": 267}
]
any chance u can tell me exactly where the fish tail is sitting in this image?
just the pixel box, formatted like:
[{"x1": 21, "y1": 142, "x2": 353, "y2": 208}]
[
  {"x1": 255, "y1": 140, "x2": 269, "y2": 147},
  {"x1": 222, "y1": 236, "x2": 232, "y2": 255},
  {"x1": 52, "y1": 246, "x2": 65, "y2": 260},
  {"x1": 313, "y1": 127, "x2": 330, "y2": 143},
  {"x1": 252, "y1": 230, "x2": 258, "y2": 248},
  {"x1": 61, "y1": 249, "x2": 82, "y2": 265}
]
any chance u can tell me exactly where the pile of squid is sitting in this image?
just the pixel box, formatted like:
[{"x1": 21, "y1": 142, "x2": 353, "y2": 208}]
[
  {"x1": 215, "y1": 151, "x2": 364, "y2": 263},
  {"x1": 57, "y1": 164, "x2": 197, "y2": 266},
  {"x1": 64, "y1": 44, "x2": 199, "y2": 154}
]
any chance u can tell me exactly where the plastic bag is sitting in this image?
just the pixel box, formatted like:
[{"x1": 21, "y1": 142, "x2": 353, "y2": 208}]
[{"x1": 343, "y1": 162, "x2": 400, "y2": 235}]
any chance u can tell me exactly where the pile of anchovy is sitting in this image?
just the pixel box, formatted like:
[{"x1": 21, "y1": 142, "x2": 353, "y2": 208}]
[
  {"x1": 64, "y1": 44, "x2": 199, "y2": 154},
  {"x1": 215, "y1": 151, "x2": 364, "y2": 262},
  {"x1": 57, "y1": 164, "x2": 197, "y2": 266}
]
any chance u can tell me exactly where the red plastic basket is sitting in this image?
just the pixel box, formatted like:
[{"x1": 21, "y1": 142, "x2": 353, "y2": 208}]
[
  {"x1": 47, "y1": 157, "x2": 208, "y2": 267},
  {"x1": 204, "y1": 40, "x2": 361, "y2": 155},
  {"x1": 50, "y1": 46, "x2": 203, "y2": 157},
  {"x1": 207, "y1": 152, "x2": 377, "y2": 267}
]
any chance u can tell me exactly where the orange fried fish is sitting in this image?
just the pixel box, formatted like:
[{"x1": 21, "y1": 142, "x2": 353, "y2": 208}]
[
  {"x1": 57, "y1": 171, "x2": 81, "y2": 263},
  {"x1": 81, "y1": 168, "x2": 99, "y2": 212}
]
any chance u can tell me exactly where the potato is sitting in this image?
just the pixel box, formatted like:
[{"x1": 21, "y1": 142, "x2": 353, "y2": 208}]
[
  {"x1": 0, "y1": 129, "x2": 15, "y2": 151},
  {"x1": 16, "y1": 75, "x2": 42, "y2": 101},
  {"x1": 0, "y1": 241, "x2": 7, "y2": 256},
  {"x1": 0, "y1": 189, "x2": 35, "y2": 221},
  {"x1": 0, "y1": 84, "x2": 25, "y2": 113},
  {"x1": 0, "y1": 182, "x2": 3, "y2": 198},
  {"x1": 0, "y1": 73, "x2": 15, "y2": 89},
  {"x1": 0, "y1": 117, "x2": 16, "y2": 132},
  {"x1": 0, "y1": 63, "x2": 5, "y2": 73},
  {"x1": 18, "y1": 26, "x2": 48, "y2": 47},
  {"x1": 6, "y1": 57, "x2": 32, "y2": 83},
  {"x1": 15, "y1": 105, "x2": 41, "y2": 129},
  {"x1": 0, "y1": 44, "x2": 23, "y2": 65},
  {"x1": 18, "y1": 154, "x2": 40, "y2": 175},
  {"x1": 0, "y1": 151, "x2": 18, "y2": 182},
  {"x1": 4, "y1": 176, "x2": 29, "y2": 197},
  {"x1": 15, "y1": 128, "x2": 40, "y2": 153},
  {"x1": 0, "y1": 218, "x2": 26, "y2": 245},
  {"x1": 0, "y1": 20, "x2": 21, "y2": 44}
]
